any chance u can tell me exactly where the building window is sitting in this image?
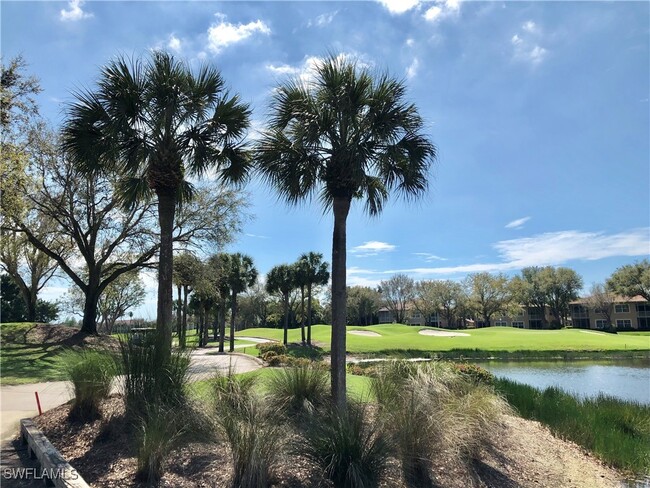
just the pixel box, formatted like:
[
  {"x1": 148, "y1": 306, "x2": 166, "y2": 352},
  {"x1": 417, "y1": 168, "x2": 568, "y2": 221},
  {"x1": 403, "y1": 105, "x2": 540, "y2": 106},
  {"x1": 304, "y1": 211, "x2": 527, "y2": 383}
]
[
  {"x1": 573, "y1": 318, "x2": 590, "y2": 329},
  {"x1": 614, "y1": 304, "x2": 629, "y2": 313},
  {"x1": 529, "y1": 319, "x2": 543, "y2": 329},
  {"x1": 594, "y1": 319, "x2": 607, "y2": 329},
  {"x1": 638, "y1": 317, "x2": 650, "y2": 330},
  {"x1": 616, "y1": 319, "x2": 632, "y2": 329},
  {"x1": 637, "y1": 304, "x2": 650, "y2": 317},
  {"x1": 511, "y1": 321, "x2": 524, "y2": 328},
  {"x1": 494, "y1": 321, "x2": 508, "y2": 327}
]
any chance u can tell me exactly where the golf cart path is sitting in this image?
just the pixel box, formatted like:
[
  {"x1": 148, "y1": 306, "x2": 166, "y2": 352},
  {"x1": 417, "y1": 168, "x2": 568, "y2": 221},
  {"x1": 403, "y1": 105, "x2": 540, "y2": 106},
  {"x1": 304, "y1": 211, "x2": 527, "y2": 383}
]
[{"x1": 0, "y1": 351, "x2": 263, "y2": 441}]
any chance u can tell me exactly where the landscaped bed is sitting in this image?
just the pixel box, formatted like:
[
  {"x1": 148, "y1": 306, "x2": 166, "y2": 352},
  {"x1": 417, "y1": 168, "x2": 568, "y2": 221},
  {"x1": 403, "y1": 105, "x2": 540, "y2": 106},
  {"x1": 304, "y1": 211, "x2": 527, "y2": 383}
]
[{"x1": 33, "y1": 393, "x2": 623, "y2": 488}]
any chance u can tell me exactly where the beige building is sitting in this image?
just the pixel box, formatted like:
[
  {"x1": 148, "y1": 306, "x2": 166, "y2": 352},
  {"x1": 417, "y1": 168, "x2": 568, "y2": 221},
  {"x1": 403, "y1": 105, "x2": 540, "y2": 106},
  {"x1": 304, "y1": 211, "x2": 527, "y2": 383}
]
[{"x1": 569, "y1": 295, "x2": 649, "y2": 330}]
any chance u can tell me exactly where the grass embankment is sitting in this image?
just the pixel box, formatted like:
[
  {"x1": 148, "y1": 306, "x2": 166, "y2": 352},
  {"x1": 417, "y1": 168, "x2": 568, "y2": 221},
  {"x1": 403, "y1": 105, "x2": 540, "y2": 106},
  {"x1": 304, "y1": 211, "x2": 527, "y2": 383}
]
[
  {"x1": 237, "y1": 324, "x2": 650, "y2": 358},
  {"x1": 1, "y1": 322, "x2": 92, "y2": 384},
  {"x1": 496, "y1": 378, "x2": 650, "y2": 475}
]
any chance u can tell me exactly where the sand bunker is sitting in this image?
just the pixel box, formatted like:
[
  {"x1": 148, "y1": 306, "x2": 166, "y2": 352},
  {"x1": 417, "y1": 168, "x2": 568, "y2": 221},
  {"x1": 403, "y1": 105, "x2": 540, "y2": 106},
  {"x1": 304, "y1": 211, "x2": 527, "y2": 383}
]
[
  {"x1": 419, "y1": 329, "x2": 470, "y2": 337},
  {"x1": 348, "y1": 330, "x2": 381, "y2": 337}
]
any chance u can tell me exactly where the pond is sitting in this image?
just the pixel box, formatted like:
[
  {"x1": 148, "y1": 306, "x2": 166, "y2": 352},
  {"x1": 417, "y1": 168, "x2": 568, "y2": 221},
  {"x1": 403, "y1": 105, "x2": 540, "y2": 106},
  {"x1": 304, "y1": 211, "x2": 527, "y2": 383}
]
[{"x1": 476, "y1": 359, "x2": 650, "y2": 405}]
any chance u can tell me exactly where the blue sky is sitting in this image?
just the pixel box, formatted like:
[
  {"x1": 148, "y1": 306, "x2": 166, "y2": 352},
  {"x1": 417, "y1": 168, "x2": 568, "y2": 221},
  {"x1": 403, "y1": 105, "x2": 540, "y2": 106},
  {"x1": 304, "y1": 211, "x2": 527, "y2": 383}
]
[{"x1": 2, "y1": 1, "x2": 649, "y2": 319}]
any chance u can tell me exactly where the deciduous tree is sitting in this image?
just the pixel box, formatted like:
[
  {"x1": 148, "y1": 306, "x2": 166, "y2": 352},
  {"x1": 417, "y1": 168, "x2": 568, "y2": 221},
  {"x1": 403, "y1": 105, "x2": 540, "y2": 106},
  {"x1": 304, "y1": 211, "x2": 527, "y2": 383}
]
[{"x1": 607, "y1": 259, "x2": 650, "y2": 302}]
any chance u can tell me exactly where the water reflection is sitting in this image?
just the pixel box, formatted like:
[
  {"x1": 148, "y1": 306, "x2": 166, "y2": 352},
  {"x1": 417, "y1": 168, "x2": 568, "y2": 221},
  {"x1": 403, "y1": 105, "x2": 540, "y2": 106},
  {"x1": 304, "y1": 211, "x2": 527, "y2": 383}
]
[{"x1": 476, "y1": 359, "x2": 650, "y2": 404}]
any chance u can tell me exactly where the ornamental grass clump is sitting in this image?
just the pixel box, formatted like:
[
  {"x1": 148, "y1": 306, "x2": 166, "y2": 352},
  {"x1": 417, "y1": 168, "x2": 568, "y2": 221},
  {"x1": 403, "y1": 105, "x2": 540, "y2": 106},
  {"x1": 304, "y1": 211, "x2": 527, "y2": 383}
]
[
  {"x1": 60, "y1": 349, "x2": 116, "y2": 421},
  {"x1": 118, "y1": 334, "x2": 191, "y2": 420},
  {"x1": 212, "y1": 370, "x2": 284, "y2": 488},
  {"x1": 301, "y1": 402, "x2": 390, "y2": 488},
  {"x1": 267, "y1": 363, "x2": 329, "y2": 418}
]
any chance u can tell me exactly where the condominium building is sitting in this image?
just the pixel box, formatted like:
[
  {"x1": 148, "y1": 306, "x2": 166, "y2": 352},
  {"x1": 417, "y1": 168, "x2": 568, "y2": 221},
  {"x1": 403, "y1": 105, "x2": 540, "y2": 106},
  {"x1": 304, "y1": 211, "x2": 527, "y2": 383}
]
[{"x1": 569, "y1": 295, "x2": 649, "y2": 330}]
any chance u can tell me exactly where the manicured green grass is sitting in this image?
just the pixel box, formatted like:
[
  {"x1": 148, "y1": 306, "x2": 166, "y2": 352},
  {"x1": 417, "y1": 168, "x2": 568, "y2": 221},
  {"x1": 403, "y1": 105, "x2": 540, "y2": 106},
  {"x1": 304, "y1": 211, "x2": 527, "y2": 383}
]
[
  {"x1": 236, "y1": 324, "x2": 650, "y2": 356},
  {"x1": 496, "y1": 378, "x2": 650, "y2": 474},
  {"x1": 1, "y1": 323, "x2": 70, "y2": 384},
  {"x1": 191, "y1": 369, "x2": 372, "y2": 403}
]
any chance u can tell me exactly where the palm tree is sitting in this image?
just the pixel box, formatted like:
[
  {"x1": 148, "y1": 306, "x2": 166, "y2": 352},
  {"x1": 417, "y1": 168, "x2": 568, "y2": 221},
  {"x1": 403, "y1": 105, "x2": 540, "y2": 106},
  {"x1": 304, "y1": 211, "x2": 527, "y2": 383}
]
[
  {"x1": 62, "y1": 51, "x2": 250, "y2": 357},
  {"x1": 173, "y1": 252, "x2": 201, "y2": 348},
  {"x1": 224, "y1": 253, "x2": 258, "y2": 352},
  {"x1": 294, "y1": 259, "x2": 309, "y2": 345},
  {"x1": 207, "y1": 253, "x2": 232, "y2": 353},
  {"x1": 265, "y1": 264, "x2": 297, "y2": 346},
  {"x1": 298, "y1": 252, "x2": 330, "y2": 346},
  {"x1": 256, "y1": 55, "x2": 436, "y2": 408}
]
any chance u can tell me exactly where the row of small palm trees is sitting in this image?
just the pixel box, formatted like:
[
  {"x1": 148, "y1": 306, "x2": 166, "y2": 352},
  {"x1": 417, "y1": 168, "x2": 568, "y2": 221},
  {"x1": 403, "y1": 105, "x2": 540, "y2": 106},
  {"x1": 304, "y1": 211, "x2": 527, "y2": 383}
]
[
  {"x1": 173, "y1": 252, "x2": 257, "y2": 352},
  {"x1": 266, "y1": 252, "x2": 330, "y2": 347},
  {"x1": 62, "y1": 51, "x2": 436, "y2": 407}
]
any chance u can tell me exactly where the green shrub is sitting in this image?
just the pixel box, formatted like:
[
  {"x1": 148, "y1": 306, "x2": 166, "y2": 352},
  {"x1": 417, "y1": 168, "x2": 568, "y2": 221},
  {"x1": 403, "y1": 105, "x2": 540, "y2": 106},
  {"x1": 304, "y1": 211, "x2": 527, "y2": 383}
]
[
  {"x1": 118, "y1": 335, "x2": 191, "y2": 419},
  {"x1": 267, "y1": 364, "x2": 329, "y2": 417},
  {"x1": 260, "y1": 351, "x2": 278, "y2": 363},
  {"x1": 60, "y1": 349, "x2": 115, "y2": 421},
  {"x1": 256, "y1": 342, "x2": 287, "y2": 355},
  {"x1": 451, "y1": 363, "x2": 495, "y2": 386},
  {"x1": 301, "y1": 403, "x2": 390, "y2": 488}
]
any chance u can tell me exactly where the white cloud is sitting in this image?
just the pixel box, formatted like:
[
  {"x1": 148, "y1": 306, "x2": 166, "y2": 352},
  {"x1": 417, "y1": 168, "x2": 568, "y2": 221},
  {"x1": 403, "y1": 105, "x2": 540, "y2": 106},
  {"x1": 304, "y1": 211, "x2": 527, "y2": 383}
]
[
  {"x1": 406, "y1": 57, "x2": 419, "y2": 79},
  {"x1": 265, "y1": 53, "x2": 369, "y2": 84},
  {"x1": 60, "y1": 0, "x2": 92, "y2": 21},
  {"x1": 423, "y1": 0, "x2": 462, "y2": 23},
  {"x1": 387, "y1": 228, "x2": 650, "y2": 275},
  {"x1": 245, "y1": 233, "x2": 269, "y2": 239},
  {"x1": 505, "y1": 216, "x2": 531, "y2": 229},
  {"x1": 511, "y1": 20, "x2": 547, "y2": 66},
  {"x1": 350, "y1": 241, "x2": 396, "y2": 257},
  {"x1": 413, "y1": 252, "x2": 447, "y2": 262},
  {"x1": 207, "y1": 13, "x2": 270, "y2": 54},
  {"x1": 405, "y1": 38, "x2": 415, "y2": 48},
  {"x1": 307, "y1": 10, "x2": 339, "y2": 27},
  {"x1": 167, "y1": 35, "x2": 182, "y2": 52},
  {"x1": 378, "y1": 0, "x2": 421, "y2": 15}
]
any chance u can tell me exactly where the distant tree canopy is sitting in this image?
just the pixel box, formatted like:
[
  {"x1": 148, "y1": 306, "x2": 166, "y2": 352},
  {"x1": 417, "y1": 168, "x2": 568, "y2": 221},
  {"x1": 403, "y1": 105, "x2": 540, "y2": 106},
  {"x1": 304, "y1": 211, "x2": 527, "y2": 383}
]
[
  {"x1": 607, "y1": 259, "x2": 650, "y2": 302},
  {"x1": 1, "y1": 274, "x2": 59, "y2": 323}
]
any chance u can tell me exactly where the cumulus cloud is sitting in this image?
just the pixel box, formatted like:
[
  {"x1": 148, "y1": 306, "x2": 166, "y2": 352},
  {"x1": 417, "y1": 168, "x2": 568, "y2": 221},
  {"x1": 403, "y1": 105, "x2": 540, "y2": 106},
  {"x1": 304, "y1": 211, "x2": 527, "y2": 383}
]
[
  {"x1": 167, "y1": 35, "x2": 182, "y2": 52},
  {"x1": 265, "y1": 53, "x2": 369, "y2": 84},
  {"x1": 207, "y1": 13, "x2": 270, "y2": 54},
  {"x1": 350, "y1": 241, "x2": 396, "y2": 257},
  {"x1": 307, "y1": 10, "x2": 339, "y2": 27},
  {"x1": 505, "y1": 216, "x2": 531, "y2": 229},
  {"x1": 511, "y1": 20, "x2": 547, "y2": 66},
  {"x1": 423, "y1": 0, "x2": 461, "y2": 23},
  {"x1": 378, "y1": 0, "x2": 421, "y2": 15},
  {"x1": 406, "y1": 57, "x2": 419, "y2": 79},
  {"x1": 60, "y1": 0, "x2": 92, "y2": 21}
]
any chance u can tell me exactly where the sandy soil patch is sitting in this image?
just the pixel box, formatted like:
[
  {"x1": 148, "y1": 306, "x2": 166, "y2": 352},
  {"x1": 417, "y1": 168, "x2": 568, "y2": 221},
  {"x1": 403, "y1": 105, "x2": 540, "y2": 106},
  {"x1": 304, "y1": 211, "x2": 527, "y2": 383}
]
[
  {"x1": 419, "y1": 329, "x2": 470, "y2": 337},
  {"x1": 348, "y1": 330, "x2": 381, "y2": 337},
  {"x1": 579, "y1": 330, "x2": 607, "y2": 335}
]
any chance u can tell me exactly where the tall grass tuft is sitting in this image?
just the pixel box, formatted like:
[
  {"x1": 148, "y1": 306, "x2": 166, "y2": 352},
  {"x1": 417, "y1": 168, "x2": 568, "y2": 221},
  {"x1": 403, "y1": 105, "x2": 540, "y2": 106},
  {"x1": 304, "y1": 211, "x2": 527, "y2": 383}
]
[
  {"x1": 212, "y1": 369, "x2": 284, "y2": 488},
  {"x1": 370, "y1": 361, "x2": 511, "y2": 486},
  {"x1": 497, "y1": 378, "x2": 650, "y2": 474},
  {"x1": 60, "y1": 349, "x2": 115, "y2": 421},
  {"x1": 267, "y1": 364, "x2": 329, "y2": 418},
  {"x1": 301, "y1": 402, "x2": 390, "y2": 488},
  {"x1": 135, "y1": 404, "x2": 195, "y2": 486},
  {"x1": 118, "y1": 335, "x2": 191, "y2": 419}
]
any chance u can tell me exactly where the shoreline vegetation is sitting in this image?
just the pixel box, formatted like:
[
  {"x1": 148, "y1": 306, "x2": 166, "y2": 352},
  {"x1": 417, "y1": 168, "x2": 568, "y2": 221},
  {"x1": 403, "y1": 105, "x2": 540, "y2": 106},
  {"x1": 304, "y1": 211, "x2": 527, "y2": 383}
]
[{"x1": 496, "y1": 378, "x2": 650, "y2": 476}]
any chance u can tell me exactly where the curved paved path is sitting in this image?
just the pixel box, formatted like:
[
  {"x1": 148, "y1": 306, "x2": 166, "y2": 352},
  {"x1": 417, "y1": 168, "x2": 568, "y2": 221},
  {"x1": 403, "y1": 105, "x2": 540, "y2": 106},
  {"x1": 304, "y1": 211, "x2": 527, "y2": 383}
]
[{"x1": 0, "y1": 350, "x2": 262, "y2": 440}]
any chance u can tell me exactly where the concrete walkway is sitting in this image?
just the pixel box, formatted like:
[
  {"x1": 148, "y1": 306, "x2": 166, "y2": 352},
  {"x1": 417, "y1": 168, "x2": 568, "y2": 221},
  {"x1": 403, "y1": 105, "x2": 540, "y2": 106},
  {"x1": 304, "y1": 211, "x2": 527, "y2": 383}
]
[{"x1": 0, "y1": 351, "x2": 263, "y2": 441}]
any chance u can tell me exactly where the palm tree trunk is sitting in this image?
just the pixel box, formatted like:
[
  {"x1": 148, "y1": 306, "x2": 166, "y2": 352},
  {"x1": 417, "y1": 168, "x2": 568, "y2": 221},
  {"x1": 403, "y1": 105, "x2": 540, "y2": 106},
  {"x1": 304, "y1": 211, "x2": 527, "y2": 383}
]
[
  {"x1": 156, "y1": 190, "x2": 175, "y2": 357},
  {"x1": 300, "y1": 285, "x2": 306, "y2": 344},
  {"x1": 181, "y1": 285, "x2": 189, "y2": 348},
  {"x1": 176, "y1": 285, "x2": 182, "y2": 342},
  {"x1": 202, "y1": 303, "x2": 210, "y2": 347},
  {"x1": 283, "y1": 293, "x2": 289, "y2": 346},
  {"x1": 331, "y1": 197, "x2": 350, "y2": 410},
  {"x1": 307, "y1": 283, "x2": 313, "y2": 346},
  {"x1": 229, "y1": 293, "x2": 237, "y2": 352},
  {"x1": 219, "y1": 298, "x2": 226, "y2": 353}
]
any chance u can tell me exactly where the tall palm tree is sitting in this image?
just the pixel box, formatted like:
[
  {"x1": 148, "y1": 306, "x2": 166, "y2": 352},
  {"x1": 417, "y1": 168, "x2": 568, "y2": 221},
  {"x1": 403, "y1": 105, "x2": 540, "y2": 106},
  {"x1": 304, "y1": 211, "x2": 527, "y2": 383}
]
[
  {"x1": 298, "y1": 252, "x2": 330, "y2": 346},
  {"x1": 224, "y1": 253, "x2": 257, "y2": 352},
  {"x1": 265, "y1": 264, "x2": 297, "y2": 346},
  {"x1": 207, "y1": 253, "x2": 232, "y2": 353},
  {"x1": 256, "y1": 55, "x2": 436, "y2": 408},
  {"x1": 62, "y1": 51, "x2": 250, "y2": 357}
]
